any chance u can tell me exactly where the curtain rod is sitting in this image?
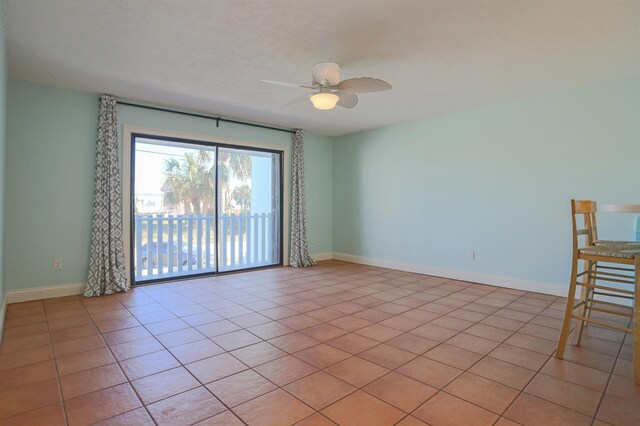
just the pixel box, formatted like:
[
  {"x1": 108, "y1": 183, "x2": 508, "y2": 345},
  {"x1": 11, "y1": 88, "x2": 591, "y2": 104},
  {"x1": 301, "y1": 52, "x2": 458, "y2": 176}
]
[{"x1": 115, "y1": 100, "x2": 296, "y2": 135}]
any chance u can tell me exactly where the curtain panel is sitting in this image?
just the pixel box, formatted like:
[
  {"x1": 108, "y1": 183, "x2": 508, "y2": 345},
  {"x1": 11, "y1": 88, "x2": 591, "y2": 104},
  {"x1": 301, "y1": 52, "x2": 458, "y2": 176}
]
[
  {"x1": 289, "y1": 129, "x2": 316, "y2": 267},
  {"x1": 85, "y1": 95, "x2": 128, "y2": 296}
]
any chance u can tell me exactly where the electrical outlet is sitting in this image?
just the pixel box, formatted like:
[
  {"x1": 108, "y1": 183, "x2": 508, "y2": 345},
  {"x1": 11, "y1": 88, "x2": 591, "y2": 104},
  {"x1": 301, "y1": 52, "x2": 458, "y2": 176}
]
[
  {"x1": 315, "y1": 241, "x2": 321, "y2": 247},
  {"x1": 54, "y1": 259, "x2": 62, "y2": 270}
]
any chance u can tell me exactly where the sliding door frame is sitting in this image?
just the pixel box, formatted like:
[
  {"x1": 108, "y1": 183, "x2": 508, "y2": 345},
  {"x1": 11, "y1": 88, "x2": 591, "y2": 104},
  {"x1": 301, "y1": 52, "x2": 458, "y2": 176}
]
[{"x1": 122, "y1": 125, "x2": 290, "y2": 285}]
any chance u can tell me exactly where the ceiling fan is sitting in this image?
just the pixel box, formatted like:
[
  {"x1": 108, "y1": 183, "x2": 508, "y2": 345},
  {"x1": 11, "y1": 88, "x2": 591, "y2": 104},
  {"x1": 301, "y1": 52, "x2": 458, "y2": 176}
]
[{"x1": 261, "y1": 62, "x2": 392, "y2": 110}]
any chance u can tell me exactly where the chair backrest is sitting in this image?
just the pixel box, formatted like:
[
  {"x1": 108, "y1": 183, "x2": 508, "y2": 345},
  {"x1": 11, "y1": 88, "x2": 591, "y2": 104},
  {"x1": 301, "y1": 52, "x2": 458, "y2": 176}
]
[{"x1": 571, "y1": 199, "x2": 598, "y2": 249}]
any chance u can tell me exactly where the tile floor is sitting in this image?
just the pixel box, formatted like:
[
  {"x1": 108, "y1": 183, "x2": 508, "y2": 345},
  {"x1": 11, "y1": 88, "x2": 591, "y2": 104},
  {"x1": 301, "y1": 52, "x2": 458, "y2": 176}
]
[{"x1": 0, "y1": 260, "x2": 638, "y2": 425}]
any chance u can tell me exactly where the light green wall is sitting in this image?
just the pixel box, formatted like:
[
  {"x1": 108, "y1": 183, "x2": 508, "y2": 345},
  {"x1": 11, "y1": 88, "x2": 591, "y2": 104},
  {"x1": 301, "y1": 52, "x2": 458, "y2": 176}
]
[
  {"x1": 333, "y1": 76, "x2": 640, "y2": 290},
  {"x1": 0, "y1": 9, "x2": 7, "y2": 310},
  {"x1": 5, "y1": 82, "x2": 333, "y2": 291},
  {"x1": 6, "y1": 81, "x2": 98, "y2": 291}
]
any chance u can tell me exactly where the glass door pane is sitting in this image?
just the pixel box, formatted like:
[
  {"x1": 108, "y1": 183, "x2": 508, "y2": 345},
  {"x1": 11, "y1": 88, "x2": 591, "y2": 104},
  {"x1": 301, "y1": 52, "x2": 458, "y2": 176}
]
[
  {"x1": 217, "y1": 147, "x2": 282, "y2": 272},
  {"x1": 133, "y1": 137, "x2": 216, "y2": 282}
]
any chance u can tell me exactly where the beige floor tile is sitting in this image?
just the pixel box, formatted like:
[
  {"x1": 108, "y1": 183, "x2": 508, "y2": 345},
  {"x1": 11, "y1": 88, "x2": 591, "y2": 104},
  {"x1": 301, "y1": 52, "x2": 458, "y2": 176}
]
[
  {"x1": 0, "y1": 332, "x2": 50, "y2": 354},
  {"x1": 0, "y1": 360, "x2": 58, "y2": 393},
  {"x1": 596, "y1": 394, "x2": 640, "y2": 425},
  {"x1": 293, "y1": 413, "x2": 337, "y2": 426},
  {"x1": 230, "y1": 341, "x2": 287, "y2": 367},
  {"x1": 356, "y1": 324, "x2": 405, "y2": 342},
  {"x1": 386, "y1": 333, "x2": 439, "y2": 354},
  {"x1": 233, "y1": 389, "x2": 315, "y2": 426},
  {"x1": 285, "y1": 371, "x2": 356, "y2": 410},
  {"x1": 294, "y1": 343, "x2": 351, "y2": 369},
  {"x1": 110, "y1": 336, "x2": 164, "y2": 361},
  {"x1": 326, "y1": 333, "x2": 379, "y2": 354},
  {"x1": 488, "y1": 344, "x2": 549, "y2": 371},
  {"x1": 211, "y1": 330, "x2": 263, "y2": 351},
  {"x1": 269, "y1": 332, "x2": 321, "y2": 353},
  {"x1": 195, "y1": 410, "x2": 245, "y2": 425},
  {"x1": 503, "y1": 393, "x2": 592, "y2": 426},
  {"x1": 132, "y1": 366, "x2": 200, "y2": 404},
  {"x1": 410, "y1": 323, "x2": 459, "y2": 342},
  {"x1": 56, "y1": 347, "x2": 116, "y2": 376},
  {"x1": 425, "y1": 343, "x2": 483, "y2": 370},
  {"x1": 359, "y1": 343, "x2": 417, "y2": 369},
  {"x1": 207, "y1": 369, "x2": 277, "y2": 407},
  {"x1": 185, "y1": 352, "x2": 248, "y2": 383},
  {"x1": 1, "y1": 403, "x2": 66, "y2": 426},
  {"x1": 413, "y1": 392, "x2": 499, "y2": 426},
  {"x1": 468, "y1": 357, "x2": 535, "y2": 390},
  {"x1": 444, "y1": 372, "x2": 519, "y2": 414},
  {"x1": 540, "y1": 357, "x2": 610, "y2": 391},
  {"x1": 254, "y1": 355, "x2": 318, "y2": 386},
  {"x1": 325, "y1": 356, "x2": 389, "y2": 387},
  {"x1": 147, "y1": 386, "x2": 226, "y2": 425},
  {"x1": 60, "y1": 363, "x2": 127, "y2": 399},
  {"x1": 524, "y1": 373, "x2": 602, "y2": 416},
  {"x1": 0, "y1": 378, "x2": 61, "y2": 420},
  {"x1": 0, "y1": 345, "x2": 53, "y2": 371},
  {"x1": 364, "y1": 371, "x2": 437, "y2": 412},
  {"x1": 322, "y1": 390, "x2": 405, "y2": 426},
  {"x1": 397, "y1": 356, "x2": 463, "y2": 389},
  {"x1": 93, "y1": 407, "x2": 155, "y2": 425},
  {"x1": 65, "y1": 383, "x2": 142, "y2": 426}
]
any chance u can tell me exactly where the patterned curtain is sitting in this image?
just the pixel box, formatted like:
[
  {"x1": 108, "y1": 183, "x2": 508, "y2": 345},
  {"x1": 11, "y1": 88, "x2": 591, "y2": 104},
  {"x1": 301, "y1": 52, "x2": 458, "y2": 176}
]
[
  {"x1": 84, "y1": 95, "x2": 128, "y2": 297},
  {"x1": 290, "y1": 129, "x2": 316, "y2": 267}
]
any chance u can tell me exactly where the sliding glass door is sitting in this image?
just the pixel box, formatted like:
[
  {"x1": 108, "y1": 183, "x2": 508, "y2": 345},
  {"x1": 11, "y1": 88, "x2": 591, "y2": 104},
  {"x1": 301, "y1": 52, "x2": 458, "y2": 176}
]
[
  {"x1": 218, "y1": 147, "x2": 281, "y2": 272},
  {"x1": 131, "y1": 134, "x2": 282, "y2": 283}
]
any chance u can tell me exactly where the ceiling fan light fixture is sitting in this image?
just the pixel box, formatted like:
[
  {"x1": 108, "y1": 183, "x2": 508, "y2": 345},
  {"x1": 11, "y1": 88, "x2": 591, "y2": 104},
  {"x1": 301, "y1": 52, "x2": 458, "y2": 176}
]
[{"x1": 310, "y1": 92, "x2": 339, "y2": 110}]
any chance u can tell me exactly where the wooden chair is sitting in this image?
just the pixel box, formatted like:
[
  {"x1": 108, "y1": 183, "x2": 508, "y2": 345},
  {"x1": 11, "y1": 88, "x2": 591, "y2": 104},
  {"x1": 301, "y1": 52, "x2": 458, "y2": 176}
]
[{"x1": 556, "y1": 200, "x2": 640, "y2": 384}]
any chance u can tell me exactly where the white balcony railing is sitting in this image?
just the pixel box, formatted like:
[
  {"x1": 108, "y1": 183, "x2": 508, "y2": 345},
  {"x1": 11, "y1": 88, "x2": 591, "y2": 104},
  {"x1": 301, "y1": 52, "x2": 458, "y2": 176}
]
[{"x1": 134, "y1": 213, "x2": 274, "y2": 281}]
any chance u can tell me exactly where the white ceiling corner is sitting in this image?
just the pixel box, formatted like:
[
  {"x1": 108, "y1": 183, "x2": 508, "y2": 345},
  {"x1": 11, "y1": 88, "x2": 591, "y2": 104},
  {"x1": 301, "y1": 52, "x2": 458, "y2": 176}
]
[{"x1": 5, "y1": 0, "x2": 640, "y2": 137}]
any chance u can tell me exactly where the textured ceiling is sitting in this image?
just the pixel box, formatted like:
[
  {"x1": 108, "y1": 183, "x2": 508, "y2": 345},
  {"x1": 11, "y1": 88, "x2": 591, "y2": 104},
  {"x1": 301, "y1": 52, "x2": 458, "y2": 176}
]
[{"x1": 6, "y1": 0, "x2": 640, "y2": 136}]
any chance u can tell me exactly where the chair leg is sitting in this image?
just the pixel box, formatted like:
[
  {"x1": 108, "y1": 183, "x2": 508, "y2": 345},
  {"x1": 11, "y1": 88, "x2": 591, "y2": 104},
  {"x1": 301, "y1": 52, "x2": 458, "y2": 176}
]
[
  {"x1": 557, "y1": 254, "x2": 580, "y2": 359},
  {"x1": 633, "y1": 255, "x2": 639, "y2": 384},
  {"x1": 574, "y1": 260, "x2": 594, "y2": 345}
]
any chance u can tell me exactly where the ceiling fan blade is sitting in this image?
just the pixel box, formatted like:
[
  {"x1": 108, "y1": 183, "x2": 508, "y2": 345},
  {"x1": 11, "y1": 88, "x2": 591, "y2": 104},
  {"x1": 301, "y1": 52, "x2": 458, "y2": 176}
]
[
  {"x1": 337, "y1": 77, "x2": 392, "y2": 94},
  {"x1": 336, "y1": 92, "x2": 359, "y2": 109},
  {"x1": 285, "y1": 93, "x2": 312, "y2": 106},
  {"x1": 311, "y1": 62, "x2": 341, "y2": 86},
  {"x1": 260, "y1": 79, "x2": 316, "y2": 89}
]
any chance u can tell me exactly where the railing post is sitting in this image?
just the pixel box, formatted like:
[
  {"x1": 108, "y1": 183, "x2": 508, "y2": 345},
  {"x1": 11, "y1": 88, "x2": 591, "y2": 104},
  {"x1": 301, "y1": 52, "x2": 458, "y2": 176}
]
[
  {"x1": 205, "y1": 215, "x2": 211, "y2": 269},
  {"x1": 246, "y1": 215, "x2": 252, "y2": 265},
  {"x1": 167, "y1": 215, "x2": 174, "y2": 273},
  {"x1": 177, "y1": 215, "x2": 183, "y2": 272},
  {"x1": 196, "y1": 215, "x2": 203, "y2": 269},
  {"x1": 261, "y1": 213, "x2": 266, "y2": 263},
  {"x1": 135, "y1": 216, "x2": 142, "y2": 279},
  {"x1": 187, "y1": 216, "x2": 193, "y2": 271},
  {"x1": 230, "y1": 215, "x2": 236, "y2": 268},
  {"x1": 146, "y1": 215, "x2": 154, "y2": 276},
  {"x1": 157, "y1": 216, "x2": 164, "y2": 274},
  {"x1": 219, "y1": 215, "x2": 226, "y2": 269}
]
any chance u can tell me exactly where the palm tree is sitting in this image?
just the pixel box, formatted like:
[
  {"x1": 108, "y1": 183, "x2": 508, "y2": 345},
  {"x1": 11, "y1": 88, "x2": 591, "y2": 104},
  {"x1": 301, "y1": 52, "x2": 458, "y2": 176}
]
[
  {"x1": 218, "y1": 150, "x2": 251, "y2": 215},
  {"x1": 231, "y1": 184, "x2": 251, "y2": 215},
  {"x1": 161, "y1": 149, "x2": 251, "y2": 216}
]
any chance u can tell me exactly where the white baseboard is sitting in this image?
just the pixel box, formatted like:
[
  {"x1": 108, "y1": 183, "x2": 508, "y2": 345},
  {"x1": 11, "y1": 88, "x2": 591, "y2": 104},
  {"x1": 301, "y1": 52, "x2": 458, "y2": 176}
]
[
  {"x1": 332, "y1": 252, "x2": 568, "y2": 297},
  {"x1": 311, "y1": 252, "x2": 334, "y2": 262},
  {"x1": 0, "y1": 294, "x2": 7, "y2": 345},
  {"x1": 7, "y1": 283, "x2": 86, "y2": 304}
]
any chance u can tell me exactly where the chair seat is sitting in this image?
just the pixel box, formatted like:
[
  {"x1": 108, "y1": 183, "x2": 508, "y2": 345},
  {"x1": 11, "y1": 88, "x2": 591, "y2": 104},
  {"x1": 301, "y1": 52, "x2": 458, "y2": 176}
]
[
  {"x1": 594, "y1": 240, "x2": 640, "y2": 247},
  {"x1": 580, "y1": 245, "x2": 640, "y2": 259}
]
